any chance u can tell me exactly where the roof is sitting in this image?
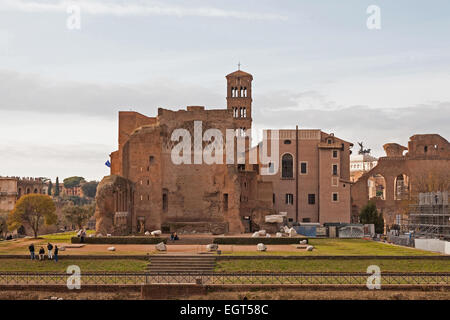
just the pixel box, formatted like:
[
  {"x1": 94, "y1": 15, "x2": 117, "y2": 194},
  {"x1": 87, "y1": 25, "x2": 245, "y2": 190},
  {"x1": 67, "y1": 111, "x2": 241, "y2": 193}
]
[{"x1": 226, "y1": 69, "x2": 253, "y2": 79}]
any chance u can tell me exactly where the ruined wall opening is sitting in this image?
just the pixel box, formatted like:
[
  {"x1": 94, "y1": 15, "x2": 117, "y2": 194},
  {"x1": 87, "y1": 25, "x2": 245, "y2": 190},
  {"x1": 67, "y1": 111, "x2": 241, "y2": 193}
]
[
  {"x1": 162, "y1": 189, "x2": 168, "y2": 213},
  {"x1": 368, "y1": 174, "x2": 386, "y2": 200},
  {"x1": 394, "y1": 174, "x2": 410, "y2": 200},
  {"x1": 223, "y1": 193, "x2": 228, "y2": 211}
]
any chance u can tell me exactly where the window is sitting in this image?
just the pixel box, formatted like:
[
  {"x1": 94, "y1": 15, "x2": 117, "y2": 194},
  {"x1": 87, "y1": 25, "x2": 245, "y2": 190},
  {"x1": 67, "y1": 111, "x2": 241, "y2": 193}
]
[
  {"x1": 424, "y1": 146, "x2": 428, "y2": 153},
  {"x1": 282, "y1": 154, "x2": 294, "y2": 178},
  {"x1": 332, "y1": 192, "x2": 338, "y2": 202},
  {"x1": 238, "y1": 164, "x2": 245, "y2": 171},
  {"x1": 332, "y1": 164, "x2": 338, "y2": 176},
  {"x1": 300, "y1": 162, "x2": 307, "y2": 174},
  {"x1": 273, "y1": 193, "x2": 275, "y2": 204},
  {"x1": 332, "y1": 150, "x2": 338, "y2": 158},
  {"x1": 284, "y1": 140, "x2": 291, "y2": 145},
  {"x1": 308, "y1": 194, "x2": 315, "y2": 205},
  {"x1": 285, "y1": 193, "x2": 294, "y2": 205},
  {"x1": 302, "y1": 218, "x2": 311, "y2": 223}
]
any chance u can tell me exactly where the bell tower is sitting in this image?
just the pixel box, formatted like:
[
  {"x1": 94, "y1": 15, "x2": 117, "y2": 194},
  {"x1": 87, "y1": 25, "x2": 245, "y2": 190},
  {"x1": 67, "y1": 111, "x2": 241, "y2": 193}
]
[{"x1": 226, "y1": 68, "x2": 253, "y2": 132}]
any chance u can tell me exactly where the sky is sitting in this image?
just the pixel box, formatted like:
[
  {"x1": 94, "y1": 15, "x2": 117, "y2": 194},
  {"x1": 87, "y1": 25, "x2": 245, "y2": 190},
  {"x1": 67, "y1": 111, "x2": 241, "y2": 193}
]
[{"x1": 0, "y1": 0, "x2": 449, "y2": 181}]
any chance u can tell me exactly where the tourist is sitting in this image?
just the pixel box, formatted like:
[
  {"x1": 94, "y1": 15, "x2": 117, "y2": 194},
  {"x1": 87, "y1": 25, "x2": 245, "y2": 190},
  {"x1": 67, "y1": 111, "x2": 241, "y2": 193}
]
[
  {"x1": 54, "y1": 245, "x2": 59, "y2": 262},
  {"x1": 170, "y1": 232, "x2": 175, "y2": 241},
  {"x1": 28, "y1": 243, "x2": 35, "y2": 260},
  {"x1": 38, "y1": 247, "x2": 45, "y2": 260},
  {"x1": 80, "y1": 229, "x2": 86, "y2": 243},
  {"x1": 173, "y1": 232, "x2": 179, "y2": 241},
  {"x1": 47, "y1": 242, "x2": 53, "y2": 260}
]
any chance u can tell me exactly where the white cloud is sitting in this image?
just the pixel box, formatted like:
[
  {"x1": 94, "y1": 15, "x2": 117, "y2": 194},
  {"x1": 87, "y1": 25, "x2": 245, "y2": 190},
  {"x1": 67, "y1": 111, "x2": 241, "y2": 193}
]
[{"x1": 0, "y1": 0, "x2": 288, "y2": 20}]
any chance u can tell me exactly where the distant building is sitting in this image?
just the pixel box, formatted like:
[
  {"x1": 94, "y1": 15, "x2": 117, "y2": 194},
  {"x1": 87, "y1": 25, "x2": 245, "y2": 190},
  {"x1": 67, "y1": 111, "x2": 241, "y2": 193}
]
[
  {"x1": 0, "y1": 177, "x2": 49, "y2": 213},
  {"x1": 350, "y1": 153, "x2": 378, "y2": 182},
  {"x1": 0, "y1": 177, "x2": 18, "y2": 213}
]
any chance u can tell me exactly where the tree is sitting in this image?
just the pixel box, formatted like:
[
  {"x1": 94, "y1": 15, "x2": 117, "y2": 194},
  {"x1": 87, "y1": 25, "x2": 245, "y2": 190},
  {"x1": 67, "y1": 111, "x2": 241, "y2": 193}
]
[
  {"x1": 63, "y1": 203, "x2": 94, "y2": 229},
  {"x1": 54, "y1": 177, "x2": 60, "y2": 197},
  {"x1": 7, "y1": 194, "x2": 57, "y2": 238},
  {"x1": 81, "y1": 181, "x2": 98, "y2": 198},
  {"x1": 47, "y1": 181, "x2": 53, "y2": 196},
  {"x1": 359, "y1": 200, "x2": 384, "y2": 234},
  {"x1": 63, "y1": 176, "x2": 85, "y2": 189}
]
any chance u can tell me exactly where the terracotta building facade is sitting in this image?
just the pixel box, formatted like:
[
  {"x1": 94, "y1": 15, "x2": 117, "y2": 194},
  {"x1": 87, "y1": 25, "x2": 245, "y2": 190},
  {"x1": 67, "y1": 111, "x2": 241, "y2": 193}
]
[
  {"x1": 259, "y1": 130, "x2": 352, "y2": 224},
  {"x1": 96, "y1": 69, "x2": 353, "y2": 235}
]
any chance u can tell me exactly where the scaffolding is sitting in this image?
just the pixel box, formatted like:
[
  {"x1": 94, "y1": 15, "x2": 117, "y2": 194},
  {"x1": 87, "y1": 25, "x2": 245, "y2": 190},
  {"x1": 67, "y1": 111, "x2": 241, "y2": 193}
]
[{"x1": 408, "y1": 192, "x2": 450, "y2": 240}]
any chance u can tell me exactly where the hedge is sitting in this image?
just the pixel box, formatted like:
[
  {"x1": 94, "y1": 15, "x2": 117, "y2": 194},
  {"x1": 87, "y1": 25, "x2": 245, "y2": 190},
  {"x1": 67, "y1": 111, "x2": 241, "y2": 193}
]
[
  {"x1": 70, "y1": 236, "x2": 308, "y2": 245},
  {"x1": 212, "y1": 237, "x2": 308, "y2": 245},
  {"x1": 71, "y1": 237, "x2": 167, "y2": 244}
]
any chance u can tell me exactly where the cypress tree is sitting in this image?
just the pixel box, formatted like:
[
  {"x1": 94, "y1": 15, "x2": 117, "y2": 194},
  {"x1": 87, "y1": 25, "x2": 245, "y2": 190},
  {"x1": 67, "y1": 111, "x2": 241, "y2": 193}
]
[
  {"x1": 48, "y1": 181, "x2": 53, "y2": 196},
  {"x1": 55, "y1": 177, "x2": 60, "y2": 197}
]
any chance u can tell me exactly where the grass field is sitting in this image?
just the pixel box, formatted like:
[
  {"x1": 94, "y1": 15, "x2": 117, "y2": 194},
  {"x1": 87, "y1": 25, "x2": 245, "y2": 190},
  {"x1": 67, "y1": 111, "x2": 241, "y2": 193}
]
[
  {"x1": 219, "y1": 239, "x2": 439, "y2": 256},
  {"x1": 40, "y1": 230, "x2": 96, "y2": 242},
  {"x1": 215, "y1": 259, "x2": 450, "y2": 273},
  {"x1": 0, "y1": 233, "x2": 440, "y2": 256},
  {"x1": 0, "y1": 259, "x2": 148, "y2": 272}
]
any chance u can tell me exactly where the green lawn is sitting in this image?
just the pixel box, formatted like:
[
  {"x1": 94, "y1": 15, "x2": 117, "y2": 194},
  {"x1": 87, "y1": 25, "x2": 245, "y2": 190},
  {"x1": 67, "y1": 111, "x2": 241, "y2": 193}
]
[
  {"x1": 41, "y1": 230, "x2": 96, "y2": 242},
  {"x1": 0, "y1": 259, "x2": 148, "y2": 272},
  {"x1": 215, "y1": 259, "x2": 450, "y2": 273},
  {"x1": 221, "y1": 239, "x2": 439, "y2": 256}
]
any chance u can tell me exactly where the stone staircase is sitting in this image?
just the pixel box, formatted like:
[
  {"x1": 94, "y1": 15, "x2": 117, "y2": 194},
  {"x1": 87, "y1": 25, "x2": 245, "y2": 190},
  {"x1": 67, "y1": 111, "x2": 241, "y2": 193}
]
[{"x1": 147, "y1": 255, "x2": 217, "y2": 273}]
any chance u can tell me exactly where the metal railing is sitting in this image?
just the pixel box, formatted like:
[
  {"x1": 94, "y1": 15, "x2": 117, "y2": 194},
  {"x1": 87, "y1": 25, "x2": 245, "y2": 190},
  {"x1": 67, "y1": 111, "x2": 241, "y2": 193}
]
[{"x1": 0, "y1": 272, "x2": 448, "y2": 286}]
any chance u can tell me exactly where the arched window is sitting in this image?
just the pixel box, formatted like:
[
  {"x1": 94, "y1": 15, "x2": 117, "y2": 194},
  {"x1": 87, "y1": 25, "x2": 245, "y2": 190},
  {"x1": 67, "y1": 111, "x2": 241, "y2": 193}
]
[{"x1": 282, "y1": 154, "x2": 293, "y2": 178}]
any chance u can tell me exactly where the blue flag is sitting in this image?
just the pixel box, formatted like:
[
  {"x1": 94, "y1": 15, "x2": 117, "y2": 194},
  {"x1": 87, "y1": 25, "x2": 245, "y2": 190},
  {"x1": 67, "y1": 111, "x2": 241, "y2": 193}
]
[{"x1": 105, "y1": 160, "x2": 111, "y2": 168}]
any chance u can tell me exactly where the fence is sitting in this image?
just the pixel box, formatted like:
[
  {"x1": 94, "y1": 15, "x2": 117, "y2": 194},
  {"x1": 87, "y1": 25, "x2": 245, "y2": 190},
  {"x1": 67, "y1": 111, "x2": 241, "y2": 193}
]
[{"x1": 0, "y1": 272, "x2": 449, "y2": 286}]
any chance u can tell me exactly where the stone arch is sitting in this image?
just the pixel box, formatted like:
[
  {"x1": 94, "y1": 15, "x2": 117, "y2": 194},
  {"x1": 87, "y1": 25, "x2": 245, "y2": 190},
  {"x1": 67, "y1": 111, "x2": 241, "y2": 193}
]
[{"x1": 367, "y1": 174, "x2": 386, "y2": 200}]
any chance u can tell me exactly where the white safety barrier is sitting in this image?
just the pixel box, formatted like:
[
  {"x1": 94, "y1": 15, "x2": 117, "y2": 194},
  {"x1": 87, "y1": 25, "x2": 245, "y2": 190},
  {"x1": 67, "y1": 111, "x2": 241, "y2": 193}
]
[{"x1": 414, "y1": 238, "x2": 450, "y2": 254}]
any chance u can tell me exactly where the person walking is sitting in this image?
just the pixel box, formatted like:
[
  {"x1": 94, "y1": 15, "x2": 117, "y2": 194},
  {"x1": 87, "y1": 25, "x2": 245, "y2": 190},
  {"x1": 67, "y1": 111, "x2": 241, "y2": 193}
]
[
  {"x1": 54, "y1": 245, "x2": 59, "y2": 262},
  {"x1": 28, "y1": 243, "x2": 35, "y2": 260},
  {"x1": 38, "y1": 247, "x2": 45, "y2": 260},
  {"x1": 47, "y1": 242, "x2": 54, "y2": 260}
]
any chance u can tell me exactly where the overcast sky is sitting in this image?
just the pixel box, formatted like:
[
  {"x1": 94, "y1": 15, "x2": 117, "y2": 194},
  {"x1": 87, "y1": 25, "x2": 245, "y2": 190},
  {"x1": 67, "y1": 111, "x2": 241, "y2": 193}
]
[{"x1": 0, "y1": 0, "x2": 449, "y2": 181}]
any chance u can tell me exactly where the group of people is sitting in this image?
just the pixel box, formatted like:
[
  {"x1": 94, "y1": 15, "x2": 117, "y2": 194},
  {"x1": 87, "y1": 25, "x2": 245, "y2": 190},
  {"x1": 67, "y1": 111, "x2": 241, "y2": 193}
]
[
  {"x1": 77, "y1": 229, "x2": 87, "y2": 243},
  {"x1": 170, "y1": 232, "x2": 179, "y2": 241},
  {"x1": 28, "y1": 242, "x2": 59, "y2": 262}
]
